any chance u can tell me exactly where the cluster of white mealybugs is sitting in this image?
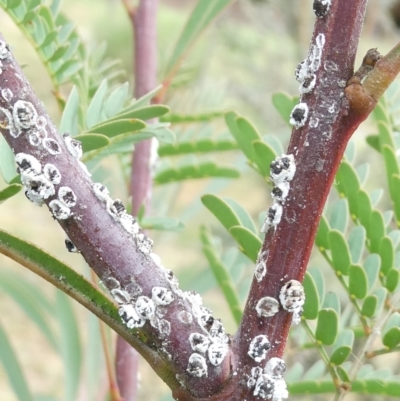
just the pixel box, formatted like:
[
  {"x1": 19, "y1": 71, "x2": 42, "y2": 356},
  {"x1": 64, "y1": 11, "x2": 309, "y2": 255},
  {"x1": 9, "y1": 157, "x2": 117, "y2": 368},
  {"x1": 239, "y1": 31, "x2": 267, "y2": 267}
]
[
  {"x1": 290, "y1": 33, "x2": 325, "y2": 129},
  {"x1": 247, "y1": 358, "x2": 288, "y2": 400},
  {"x1": 105, "y1": 275, "x2": 174, "y2": 338},
  {"x1": 185, "y1": 292, "x2": 230, "y2": 378},
  {"x1": 260, "y1": 154, "x2": 295, "y2": 234},
  {"x1": 15, "y1": 153, "x2": 78, "y2": 220},
  {"x1": 279, "y1": 279, "x2": 305, "y2": 325},
  {"x1": 248, "y1": 350, "x2": 288, "y2": 399},
  {"x1": 92, "y1": 182, "x2": 153, "y2": 255}
]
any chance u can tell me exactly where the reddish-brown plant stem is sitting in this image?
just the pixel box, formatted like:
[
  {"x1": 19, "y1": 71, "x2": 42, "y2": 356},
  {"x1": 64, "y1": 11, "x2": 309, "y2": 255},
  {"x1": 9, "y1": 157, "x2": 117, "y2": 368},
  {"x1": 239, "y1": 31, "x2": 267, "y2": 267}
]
[
  {"x1": 232, "y1": 0, "x2": 371, "y2": 398},
  {"x1": 0, "y1": 32, "x2": 233, "y2": 398},
  {"x1": 116, "y1": 1, "x2": 159, "y2": 400}
]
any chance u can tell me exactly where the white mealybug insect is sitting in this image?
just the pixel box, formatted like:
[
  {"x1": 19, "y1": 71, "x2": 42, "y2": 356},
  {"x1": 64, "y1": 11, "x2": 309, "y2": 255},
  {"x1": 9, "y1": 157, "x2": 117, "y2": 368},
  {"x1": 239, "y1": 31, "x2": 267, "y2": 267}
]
[
  {"x1": 254, "y1": 259, "x2": 267, "y2": 282},
  {"x1": 43, "y1": 138, "x2": 62, "y2": 155},
  {"x1": 271, "y1": 181, "x2": 290, "y2": 202},
  {"x1": 135, "y1": 233, "x2": 153, "y2": 254},
  {"x1": 135, "y1": 296, "x2": 155, "y2": 320},
  {"x1": 253, "y1": 374, "x2": 275, "y2": 399},
  {"x1": 270, "y1": 154, "x2": 296, "y2": 184},
  {"x1": 43, "y1": 164, "x2": 61, "y2": 185},
  {"x1": 119, "y1": 304, "x2": 145, "y2": 329},
  {"x1": 58, "y1": 186, "x2": 77, "y2": 208},
  {"x1": 313, "y1": 0, "x2": 331, "y2": 18},
  {"x1": 36, "y1": 116, "x2": 47, "y2": 129},
  {"x1": 103, "y1": 276, "x2": 120, "y2": 290},
  {"x1": 63, "y1": 133, "x2": 83, "y2": 159},
  {"x1": 209, "y1": 319, "x2": 229, "y2": 343},
  {"x1": 49, "y1": 199, "x2": 71, "y2": 219},
  {"x1": 295, "y1": 59, "x2": 309, "y2": 83},
  {"x1": 189, "y1": 333, "x2": 211, "y2": 354},
  {"x1": 279, "y1": 280, "x2": 305, "y2": 312},
  {"x1": 152, "y1": 287, "x2": 174, "y2": 306},
  {"x1": 256, "y1": 297, "x2": 280, "y2": 318},
  {"x1": 65, "y1": 238, "x2": 79, "y2": 253},
  {"x1": 208, "y1": 342, "x2": 228, "y2": 366},
  {"x1": 272, "y1": 378, "x2": 289, "y2": 400},
  {"x1": 289, "y1": 103, "x2": 309, "y2": 128},
  {"x1": 187, "y1": 353, "x2": 208, "y2": 378},
  {"x1": 120, "y1": 213, "x2": 140, "y2": 236},
  {"x1": 0, "y1": 107, "x2": 20, "y2": 138},
  {"x1": 92, "y1": 183, "x2": 110, "y2": 203},
  {"x1": 264, "y1": 357, "x2": 286, "y2": 378},
  {"x1": 0, "y1": 41, "x2": 9, "y2": 59},
  {"x1": 248, "y1": 335, "x2": 271, "y2": 363},
  {"x1": 157, "y1": 319, "x2": 171, "y2": 337},
  {"x1": 25, "y1": 176, "x2": 55, "y2": 200},
  {"x1": 13, "y1": 100, "x2": 37, "y2": 129},
  {"x1": 315, "y1": 33, "x2": 326, "y2": 48},
  {"x1": 1, "y1": 88, "x2": 12, "y2": 103},
  {"x1": 260, "y1": 203, "x2": 283, "y2": 233},
  {"x1": 111, "y1": 288, "x2": 131, "y2": 304},
  {"x1": 178, "y1": 311, "x2": 193, "y2": 325},
  {"x1": 309, "y1": 45, "x2": 322, "y2": 72},
  {"x1": 125, "y1": 280, "x2": 142, "y2": 298},
  {"x1": 247, "y1": 367, "x2": 263, "y2": 388},
  {"x1": 28, "y1": 130, "x2": 44, "y2": 147},
  {"x1": 15, "y1": 153, "x2": 41, "y2": 175},
  {"x1": 299, "y1": 73, "x2": 316, "y2": 95}
]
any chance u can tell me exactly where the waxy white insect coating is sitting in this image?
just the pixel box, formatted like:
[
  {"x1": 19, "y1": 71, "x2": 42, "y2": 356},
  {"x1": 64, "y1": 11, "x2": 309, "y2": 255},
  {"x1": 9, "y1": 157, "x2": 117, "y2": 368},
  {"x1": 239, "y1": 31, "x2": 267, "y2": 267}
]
[
  {"x1": 0, "y1": 107, "x2": 20, "y2": 138},
  {"x1": 270, "y1": 155, "x2": 296, "y2": 184},
  {"x1": 119, "y1": 304, "x2": 145, "y2": 329},
  {"x1": 254, "y1": 260, "x2": 267, "y2": 282},
  {"x1": 208, "y1": 342, "x2": 228, "y2": 366},
  {"x1": 25, "y1": 176, "x2": 55, "y2": 200},
  {"x1": 178, "y1": 311, "x2": 193, "y2": 325},
  {"x1": 15, "y1": 153, "x2": 41, "y2": 175},
  {"x1": 279, "y1": 280, "x2": 305, "y2": 312},
  {"x1": 93, "y1": 183, "x2": 110, "y2": 203},
  {"x1": 63, "y1": 133, "x2": 83, "y2": 159},
  {"x1": 49, "y1": 199, "x2": 71, "y2": 220},
  {"x1": 260, "y1": 203, "x2": 283, "y2": 233},
  {"x1": 1, "y1": 88, "x2": 12, "y2": 102},
  {"x1": 253, "y1": 374, "x2": 275, "y2": 399},
  {"x1": 299, "y1": 73, "x2": 316, "y2": 94},
  {"x1": 65, "y1": 238, "x2": 79, "y2": 253},
  {"x1": 313, "y1": 0, "x2": 331, "y2": 18},
  {"x1": 111, "y1": 288, "x2": 131, "y2": 304},
  {"x1": 136, "y1": 233, "x2": 153, "y2": 254},
  {"x1": 289, "y1": 103, "x2": 309, "y2": 128},
  {"x1": 58, "y1": 186, "x2": 77, "y2": 208},
  {"x1": 248, "y1": 335, "x2": 271, "y2": 362},
  {"x1": 43, "y1": 138, "x2": 62, "y2": 155},
  {"x1": 135, "y1": 296, "x2": 156, "y2": 320},
  {"x1": 0, "y1": 41, "x2": 9, "y2": 59},
  {"x1": 189, "y1": 333, "x2": 211, "y2": 354},
  {"x1": 271, "y1": 181, "x2": 290, "y2": 202},
  {"x1": 256, "y1": 296, "x2": 280, "y2": 318},
  {"x1": 43, "y1": 163, "x2": 61, "y2": 185},
  {"x1": 152, "y1": 287, "x2": 174, "y2": 306},
  {"x1": 265, "y1": 357, "x2": 286, "y2": 378},
  {"x1": 13, "y1": 100, "x2": 37, "y2": 129},
  {"x1": 187, "y1": 353, "x2": 208, "y2": 378},
  {"x1": 295, "y1": 59, "x2": 309, "y2": 83}
]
